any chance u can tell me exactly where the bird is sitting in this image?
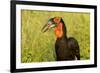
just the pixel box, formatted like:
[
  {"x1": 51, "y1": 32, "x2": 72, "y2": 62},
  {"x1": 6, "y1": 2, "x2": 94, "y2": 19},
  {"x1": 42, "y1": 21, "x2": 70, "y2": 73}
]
[{"x1": 41, "y1": 17, "x2": 80, "y2": 61}]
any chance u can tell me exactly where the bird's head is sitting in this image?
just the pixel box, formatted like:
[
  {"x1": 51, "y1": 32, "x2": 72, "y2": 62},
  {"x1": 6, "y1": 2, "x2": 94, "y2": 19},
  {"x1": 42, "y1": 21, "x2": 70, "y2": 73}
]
[
  {"x1": 42, "y1": 17, "x2": 66, "y2": 38},
  {"x1": 41, "y1": 17, "x2": 61, "y2": 32}
]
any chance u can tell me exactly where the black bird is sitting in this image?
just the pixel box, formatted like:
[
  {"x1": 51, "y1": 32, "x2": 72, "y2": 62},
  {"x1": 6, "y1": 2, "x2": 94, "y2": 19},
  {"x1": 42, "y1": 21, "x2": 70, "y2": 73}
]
[{"x1": 41, "y1": 17, "x2": 80, "y2": 61}]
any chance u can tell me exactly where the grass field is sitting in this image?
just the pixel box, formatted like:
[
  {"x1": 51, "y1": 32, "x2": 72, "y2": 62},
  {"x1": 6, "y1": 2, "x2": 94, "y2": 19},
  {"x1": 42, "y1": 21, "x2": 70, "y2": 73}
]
[{"x1": 21, "y1": 10, "x2": 90, "y2": 63}]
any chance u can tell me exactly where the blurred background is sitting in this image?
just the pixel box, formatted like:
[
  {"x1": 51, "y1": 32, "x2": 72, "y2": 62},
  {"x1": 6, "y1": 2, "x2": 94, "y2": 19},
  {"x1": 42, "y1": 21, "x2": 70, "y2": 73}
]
[{"x1": 21, "y1": 10, "x2": 90, "y2": 63}]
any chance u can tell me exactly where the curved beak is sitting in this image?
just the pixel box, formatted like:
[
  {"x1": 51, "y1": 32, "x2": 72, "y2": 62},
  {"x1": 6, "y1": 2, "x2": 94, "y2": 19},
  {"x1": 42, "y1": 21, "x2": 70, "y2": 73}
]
[
  {"x1": 41, "y1": 21, "x2": 55, "y2": 32},
  {"x1": 41, "y1": 24, "x2": 49, "y2": 32}
]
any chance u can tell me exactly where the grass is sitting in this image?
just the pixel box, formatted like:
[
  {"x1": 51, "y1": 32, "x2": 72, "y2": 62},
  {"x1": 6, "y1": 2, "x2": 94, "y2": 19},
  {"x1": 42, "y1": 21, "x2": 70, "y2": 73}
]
[{"x1": 21, "y1": 10, "x2": 90, "y2": 63}]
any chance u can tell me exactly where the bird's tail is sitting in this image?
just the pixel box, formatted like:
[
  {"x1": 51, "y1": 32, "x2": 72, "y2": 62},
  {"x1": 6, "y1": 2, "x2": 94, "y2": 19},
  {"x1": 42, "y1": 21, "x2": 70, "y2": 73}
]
[{"x1": 75, "y1": 45, "x2": 80, "y2": 60}]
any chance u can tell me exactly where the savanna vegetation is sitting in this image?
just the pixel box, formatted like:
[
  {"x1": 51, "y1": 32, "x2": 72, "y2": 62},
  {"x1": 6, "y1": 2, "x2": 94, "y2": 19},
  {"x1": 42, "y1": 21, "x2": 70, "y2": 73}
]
[{"x1": 21, "y1": 10, "x2": 90, "y2": 63}]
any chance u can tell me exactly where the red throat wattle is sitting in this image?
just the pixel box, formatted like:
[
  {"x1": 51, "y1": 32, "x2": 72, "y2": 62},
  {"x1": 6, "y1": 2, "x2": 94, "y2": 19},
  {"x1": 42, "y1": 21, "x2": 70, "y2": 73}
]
[{"x1": 54, "y1": 22, "x2": 63, "y2": 38}]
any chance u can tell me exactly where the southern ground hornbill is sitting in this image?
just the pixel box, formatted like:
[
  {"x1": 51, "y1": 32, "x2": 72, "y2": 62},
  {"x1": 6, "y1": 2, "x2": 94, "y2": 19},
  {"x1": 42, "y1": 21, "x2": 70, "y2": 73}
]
[{"x1": 42, "y1": 17, "x2": 80, "y2": 61}]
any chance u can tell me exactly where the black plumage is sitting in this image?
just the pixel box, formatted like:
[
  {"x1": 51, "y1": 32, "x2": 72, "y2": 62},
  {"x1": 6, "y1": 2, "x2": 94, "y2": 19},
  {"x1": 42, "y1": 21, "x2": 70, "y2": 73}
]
[{"x1": 55, "y1": 18, "x2": 80, "y2": 61}]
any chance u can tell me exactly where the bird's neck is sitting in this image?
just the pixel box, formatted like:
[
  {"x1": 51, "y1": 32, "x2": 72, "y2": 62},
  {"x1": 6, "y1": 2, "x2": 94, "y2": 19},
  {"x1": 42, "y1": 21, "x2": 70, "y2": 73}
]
[{"x1": 54, "y1": 22, "x2": 66, "y2": 39}]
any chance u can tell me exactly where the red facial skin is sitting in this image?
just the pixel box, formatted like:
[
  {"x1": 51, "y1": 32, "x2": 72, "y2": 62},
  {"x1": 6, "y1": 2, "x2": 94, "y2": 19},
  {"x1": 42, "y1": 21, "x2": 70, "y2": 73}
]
[{"x1": 53, "y1": 17, "x2": 63, "y2": 38}]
